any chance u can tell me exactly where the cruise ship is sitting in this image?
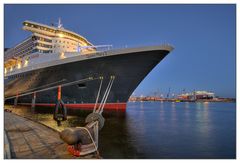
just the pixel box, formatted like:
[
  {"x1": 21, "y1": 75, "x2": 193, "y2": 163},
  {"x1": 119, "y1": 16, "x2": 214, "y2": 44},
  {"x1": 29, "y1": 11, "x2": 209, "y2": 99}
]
[{"x1": 4, "y1": 20, "x2": 173, "y2": 110}]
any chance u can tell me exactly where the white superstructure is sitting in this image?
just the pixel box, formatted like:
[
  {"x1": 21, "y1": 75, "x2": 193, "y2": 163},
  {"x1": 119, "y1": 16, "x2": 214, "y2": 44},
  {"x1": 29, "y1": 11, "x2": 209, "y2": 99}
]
[{"x1": 4, "y1": 20, "x2": 96, "y2": 74}]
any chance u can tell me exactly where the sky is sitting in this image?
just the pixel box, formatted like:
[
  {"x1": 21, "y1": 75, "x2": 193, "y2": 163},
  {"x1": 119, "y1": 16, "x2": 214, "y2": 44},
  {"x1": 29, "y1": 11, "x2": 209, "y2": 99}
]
[{"x1": 4, "y1": 4, "x2": 236, "y2": 98}]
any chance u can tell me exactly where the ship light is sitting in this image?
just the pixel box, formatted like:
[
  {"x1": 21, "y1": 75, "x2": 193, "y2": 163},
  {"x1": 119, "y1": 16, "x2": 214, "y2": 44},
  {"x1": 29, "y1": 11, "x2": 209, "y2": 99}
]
[
  {"x1": 24, "y1": 59, "x2": 29, "y2": 67},
  {"x1": 17, "y1": 63, "x2": 21, "y2": 69},
  {"x1": 10, "y1": 67, "x2": 13, "y2": 72},
  {"x1": 60, "y1": 52, "x2": 65, "y2": 59},
  {"x1": 4, "y1": 68, "x2": 7, "y2": 74},
  {"x1": 58, "y1": 33, "x2": 64, "y2": 38}
]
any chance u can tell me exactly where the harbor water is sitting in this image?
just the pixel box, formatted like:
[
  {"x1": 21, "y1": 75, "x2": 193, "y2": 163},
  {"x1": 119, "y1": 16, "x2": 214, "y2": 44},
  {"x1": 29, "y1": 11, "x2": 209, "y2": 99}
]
[{"x1": 6, "y1": 101, "x2": 236, "y2": 159}]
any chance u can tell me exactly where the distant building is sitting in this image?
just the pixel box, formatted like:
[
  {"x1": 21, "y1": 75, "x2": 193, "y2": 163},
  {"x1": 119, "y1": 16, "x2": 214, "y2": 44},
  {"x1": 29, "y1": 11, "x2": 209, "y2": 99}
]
[
  {"x1": 178, "y1": 91, "x2": 215, "y2": 100},
  {"x1": 195, "y1": 91, "x2": 215, "y2": 99},
  {"x1": 177, "y1": 93, "x2": 192, "y2": 100}
]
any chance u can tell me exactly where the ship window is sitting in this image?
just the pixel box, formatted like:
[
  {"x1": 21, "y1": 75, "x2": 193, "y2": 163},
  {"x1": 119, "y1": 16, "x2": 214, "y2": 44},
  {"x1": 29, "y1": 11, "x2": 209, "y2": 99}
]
[{"x1": 77, "y1": 83, "x2": 86, "y2": 89}]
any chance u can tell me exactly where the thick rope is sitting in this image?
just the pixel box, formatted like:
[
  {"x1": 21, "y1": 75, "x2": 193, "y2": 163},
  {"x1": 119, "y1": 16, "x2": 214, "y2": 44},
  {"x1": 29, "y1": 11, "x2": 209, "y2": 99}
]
[
  {"x1": 99, "y1": 76, "x2": 115, "y2": 114},
  {"x1": 76, "y1": 121, "x2": 99, "y2": 154},
  {"x1": 95, "y1": 77, "x2": 113, "y2": 113},
  {"x1": 93, "y1": 77, "x2": 103, "y2": 112}
]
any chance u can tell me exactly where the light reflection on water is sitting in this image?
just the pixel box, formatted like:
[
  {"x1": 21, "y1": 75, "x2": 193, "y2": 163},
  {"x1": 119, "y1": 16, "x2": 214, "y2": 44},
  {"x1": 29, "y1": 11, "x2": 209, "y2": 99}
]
[{"x1": 5, "y1": 101, "x2": 236, "y2": 159}]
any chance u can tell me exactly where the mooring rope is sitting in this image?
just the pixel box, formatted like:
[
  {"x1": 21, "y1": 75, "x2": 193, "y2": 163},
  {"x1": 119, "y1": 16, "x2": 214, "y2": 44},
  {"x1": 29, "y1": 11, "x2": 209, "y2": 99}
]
[
  {"x1": 95, "y1": 77, "x2": 113, "y2": 113},
  {"x1": 93, "y1": 77, "x2": 103, "y2": 112},
  {"x1": 76, "y1": 121, "x2": 99, "y2": 154},
  {"x1": 99, "y1": 76, "x2": 115, "y2": 114}
]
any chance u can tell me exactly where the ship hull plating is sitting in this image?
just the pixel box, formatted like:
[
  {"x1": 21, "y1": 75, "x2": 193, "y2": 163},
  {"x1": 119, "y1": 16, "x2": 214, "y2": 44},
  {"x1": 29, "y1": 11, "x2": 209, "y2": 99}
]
[{"x1": 5, "y1": 49, "x2": 170, "y2": 110}]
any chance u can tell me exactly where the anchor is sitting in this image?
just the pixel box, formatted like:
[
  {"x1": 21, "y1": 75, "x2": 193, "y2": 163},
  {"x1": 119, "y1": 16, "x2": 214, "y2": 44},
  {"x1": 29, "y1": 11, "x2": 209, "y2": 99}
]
[
  {"x1": 53, "y1": 86, "x2": 67, "y2": 126},
  {"x1": 59, "y1": 76, "x2": 115, "y2": 157}
]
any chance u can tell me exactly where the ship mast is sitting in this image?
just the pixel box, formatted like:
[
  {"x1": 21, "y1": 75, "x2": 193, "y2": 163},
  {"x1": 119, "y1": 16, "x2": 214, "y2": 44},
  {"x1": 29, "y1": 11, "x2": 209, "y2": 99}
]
[{"x1": 57, "y1": 18, "x2": 63, "y2": 29}]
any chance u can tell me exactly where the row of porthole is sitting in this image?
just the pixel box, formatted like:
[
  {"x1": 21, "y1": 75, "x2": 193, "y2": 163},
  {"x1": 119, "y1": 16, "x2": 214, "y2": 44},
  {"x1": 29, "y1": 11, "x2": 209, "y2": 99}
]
[
  {"x1": 9, "y1": 72, "x2": 36, "y2": 79},
  {"x1": 9, "y1": 69, "x2": 57, "y2": 79}
]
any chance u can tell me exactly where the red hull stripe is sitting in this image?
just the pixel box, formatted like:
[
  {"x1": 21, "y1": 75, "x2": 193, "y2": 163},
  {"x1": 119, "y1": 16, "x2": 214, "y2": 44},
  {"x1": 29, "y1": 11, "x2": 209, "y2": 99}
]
[{"x1": 19, "y1": 103, "x2": 127, "y2": 110}]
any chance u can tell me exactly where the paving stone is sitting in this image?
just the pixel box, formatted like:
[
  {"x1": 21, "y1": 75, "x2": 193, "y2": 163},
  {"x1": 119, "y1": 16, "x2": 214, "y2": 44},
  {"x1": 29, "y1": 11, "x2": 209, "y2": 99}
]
[{"x1": 4, "y1": 112, "x2": 78, "y2": 159}]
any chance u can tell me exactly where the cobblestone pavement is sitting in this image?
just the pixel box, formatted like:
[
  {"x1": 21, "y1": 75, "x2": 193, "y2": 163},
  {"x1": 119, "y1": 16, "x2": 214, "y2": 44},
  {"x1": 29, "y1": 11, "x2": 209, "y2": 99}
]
[{"x1": 4, "y1": 112, "x2": 86, "y2": 159}]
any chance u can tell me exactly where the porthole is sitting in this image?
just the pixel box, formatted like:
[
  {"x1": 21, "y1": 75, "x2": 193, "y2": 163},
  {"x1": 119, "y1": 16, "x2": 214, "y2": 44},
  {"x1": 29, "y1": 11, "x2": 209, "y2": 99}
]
[{"x1": 77, "y1": 83, "x2": 86, "y2": 89}]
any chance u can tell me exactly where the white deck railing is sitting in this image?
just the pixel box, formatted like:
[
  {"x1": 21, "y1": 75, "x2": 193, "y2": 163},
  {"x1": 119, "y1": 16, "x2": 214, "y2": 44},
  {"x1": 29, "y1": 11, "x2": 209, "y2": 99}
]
[
  {"x1": 5, "y1": 45, "x2": 113, "y2": 76},
  {"x1": 4, "y1": 44, "x2": 173, "y2": 77}
]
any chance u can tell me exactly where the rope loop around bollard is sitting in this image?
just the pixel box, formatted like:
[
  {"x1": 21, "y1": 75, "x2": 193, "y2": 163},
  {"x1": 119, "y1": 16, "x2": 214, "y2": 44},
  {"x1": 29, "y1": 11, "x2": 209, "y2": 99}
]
[{"x1": 85, "y1": 112, "x2": 105, "y2": 130}]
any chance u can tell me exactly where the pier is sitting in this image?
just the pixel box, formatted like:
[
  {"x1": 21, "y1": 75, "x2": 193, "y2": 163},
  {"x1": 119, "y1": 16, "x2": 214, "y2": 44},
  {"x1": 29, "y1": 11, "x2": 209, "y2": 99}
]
[{"x1": 4, "y1": 111, "x2": 96, "y2": 159}]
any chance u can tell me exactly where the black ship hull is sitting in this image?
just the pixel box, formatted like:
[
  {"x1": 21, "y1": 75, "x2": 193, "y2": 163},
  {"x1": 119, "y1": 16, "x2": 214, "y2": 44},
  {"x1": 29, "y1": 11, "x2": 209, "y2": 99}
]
[{"x1": 5, "y1": 47, "x2": 171, "y2": 110}]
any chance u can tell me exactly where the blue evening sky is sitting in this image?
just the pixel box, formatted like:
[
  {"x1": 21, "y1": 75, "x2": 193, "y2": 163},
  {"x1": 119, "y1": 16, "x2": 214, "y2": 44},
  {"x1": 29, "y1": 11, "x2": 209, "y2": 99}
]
[{"x1": 4, "y1": 4, "x2": 236, "y2": 98}]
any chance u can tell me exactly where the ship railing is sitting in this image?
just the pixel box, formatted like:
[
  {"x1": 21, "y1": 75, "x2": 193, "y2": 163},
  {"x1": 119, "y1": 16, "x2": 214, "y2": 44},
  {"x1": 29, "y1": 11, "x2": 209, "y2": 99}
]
[
  {"x1": 4, "y1": 45, "x2": 113, "y2": 76},
  {"x1": 4, "y1": 44, "x2": 173, "y2": 76}
]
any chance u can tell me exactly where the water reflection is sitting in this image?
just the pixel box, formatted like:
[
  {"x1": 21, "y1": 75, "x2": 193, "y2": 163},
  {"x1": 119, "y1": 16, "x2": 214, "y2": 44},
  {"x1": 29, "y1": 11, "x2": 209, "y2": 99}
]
[
  {"x1": 171, "y1": 102, "x2": 177, "y2": 123},
  {"x1": 159, "y1": 102, "x2": 165, "y2": 122},
  {"x1": 184, "y1": 102, "x2": 190, "y2": 109},
  {"x1": 4, "y1": 102, "x2": 236, "y2": 159},
  {"x1": 171, "y1": 102, "x2": 176, "y2": 109},
  {"x1": 196, "y1": 102, "x2": 202, "y2": 110},
  {"x1": 194, "y1": 102, "x2": 212, "y2": 143},
  {"x1": 203, "y1": 102, "x2": 209, "y2": 109},
  {"x1": 184, "y1": 102, "x2": 190, "y2": 122}
]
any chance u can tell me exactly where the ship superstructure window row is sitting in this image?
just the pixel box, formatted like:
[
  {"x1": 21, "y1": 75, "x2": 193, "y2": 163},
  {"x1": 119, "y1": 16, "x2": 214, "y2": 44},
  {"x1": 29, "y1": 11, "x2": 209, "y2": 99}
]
[
  {"x1": 23, "y1": 21, "x2": 92, "y2": 46},
  {"x1": 32, "y1": 49, "x2": 52, "y2": 53},
  {"x1": 4, "y1": 20, "x2": 97, "y2": 75},
  {"x1": 32, "y1": 36, "x2": 52, "y2": 43},
  {"x1": 34, "y1": 43, "x2": 52, "y2": 49}
]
